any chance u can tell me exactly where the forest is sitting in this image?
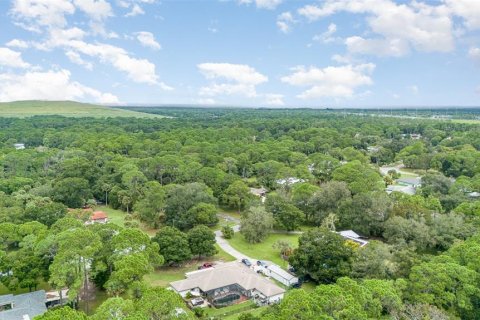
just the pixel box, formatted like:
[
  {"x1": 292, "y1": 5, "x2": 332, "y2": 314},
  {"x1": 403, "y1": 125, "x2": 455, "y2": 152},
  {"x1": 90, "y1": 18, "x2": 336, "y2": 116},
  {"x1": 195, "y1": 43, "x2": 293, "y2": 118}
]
[{"x1": 0, "y1": 107, "x2": 479, "y2": 320}]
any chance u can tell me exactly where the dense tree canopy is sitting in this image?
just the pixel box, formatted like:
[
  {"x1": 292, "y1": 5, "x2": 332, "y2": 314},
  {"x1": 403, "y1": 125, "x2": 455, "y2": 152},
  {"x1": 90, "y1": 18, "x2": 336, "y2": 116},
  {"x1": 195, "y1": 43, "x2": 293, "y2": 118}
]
[{"x1": 0, "y1": 108, "x2": 479, "y2": 319}]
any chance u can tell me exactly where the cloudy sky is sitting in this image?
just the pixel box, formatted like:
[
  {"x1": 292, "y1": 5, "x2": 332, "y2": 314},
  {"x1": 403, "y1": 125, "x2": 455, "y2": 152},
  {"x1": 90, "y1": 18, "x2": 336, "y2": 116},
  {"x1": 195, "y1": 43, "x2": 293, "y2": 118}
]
[{"x1": 0, "y1": 0, "x2": 479, "y2": 107}]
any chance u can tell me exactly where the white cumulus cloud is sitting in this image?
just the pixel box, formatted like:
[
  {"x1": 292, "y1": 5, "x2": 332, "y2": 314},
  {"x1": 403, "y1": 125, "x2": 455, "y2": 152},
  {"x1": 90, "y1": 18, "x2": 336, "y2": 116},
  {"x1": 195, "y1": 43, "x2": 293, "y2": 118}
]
[
  {"x1": 5, "y1": 39, "x2": 29, "y2": 49},
  {"x1": 11, "y1": 0, "x2": 75, "y2": 28},
  {"x1": 0, "y1": 47, "x2": 30, "y2": 68},
  {"x1": 345, "y1": 36, "x2": 410, "y2": 57},
  {"x1": 198, "y1": 62, "x2": 268, "y2": 98},
  {"x1": 125, "y1": 4, "x2": 145, "y2": 17},
  {"x1": 281, "y1": 63, "x2": 375, "y2": 99},
  {"x1": 445, "y1": 0, "x2": 480, "y2": 30},
  {"x1": 313, "y1": 23, "x2": 338, "y2": 44},
  {"x1": 135, "y1": 31, "x2": 161, "y2": 50},
  {"x1": 0, "y1": 69, "x2": 119, "y2": 103},
  {"x1": 276, "y1": 11, "x2": 295, "y2": 33},
  {"x1": 298, "y1": 0, "x2": 455, "y2": 56},
  {"x1": 73, "y1": 0, "x2": 112, "y2": 21},
  {"x1": 65, "y1": 50, "x2": 93, "y2": 70}
]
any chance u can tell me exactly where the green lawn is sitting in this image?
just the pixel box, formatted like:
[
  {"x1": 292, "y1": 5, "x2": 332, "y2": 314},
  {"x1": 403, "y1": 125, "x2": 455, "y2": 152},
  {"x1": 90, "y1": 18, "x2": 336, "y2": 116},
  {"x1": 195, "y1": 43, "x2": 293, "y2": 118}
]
[
  {"x1": 97, "y1": 205, "x2": 158, "y2": 237},
  {"x1": 144, "y1": 244, "x2": 235, "y2": 288},
  {"x1": 0, "y1": 280, "x2": 51, "y2": 296},
  {"x1": 0, "y1": 100, "x2": 164, "y2": 118},
  {"x1": 228, "y1": 233, "x2": 301, "y2": 267},
  {"x1": 205, "y1": 300, "x2": 256, "y2": 318},
  {"x1": 223, "y1": 305, "x2": 268, "y2": 320}
]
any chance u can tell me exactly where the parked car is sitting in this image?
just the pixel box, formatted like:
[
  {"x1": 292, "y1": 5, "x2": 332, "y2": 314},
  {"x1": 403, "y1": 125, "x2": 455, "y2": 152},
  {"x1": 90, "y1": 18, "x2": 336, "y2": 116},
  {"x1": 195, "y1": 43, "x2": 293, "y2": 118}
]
[
  {"x1": 257, "y1": 260, "x2": 267, "y2": 267},
  {"x1": 198, "y1": 262, "x2": 213, "y2": 270},
  {"x1": 241, "y1": 258, "x2": 252, "y2": 267},
  {"x1": 191, "y1": 297, "x2": 204, "y2": 306}
]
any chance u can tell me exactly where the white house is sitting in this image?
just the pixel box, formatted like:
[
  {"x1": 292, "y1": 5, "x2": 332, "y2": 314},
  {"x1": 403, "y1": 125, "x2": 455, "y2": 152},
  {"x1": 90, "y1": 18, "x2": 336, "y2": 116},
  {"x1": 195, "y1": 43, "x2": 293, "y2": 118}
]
[{"x1": 13, "y1": 143, "x2": 25, "y2": 150}]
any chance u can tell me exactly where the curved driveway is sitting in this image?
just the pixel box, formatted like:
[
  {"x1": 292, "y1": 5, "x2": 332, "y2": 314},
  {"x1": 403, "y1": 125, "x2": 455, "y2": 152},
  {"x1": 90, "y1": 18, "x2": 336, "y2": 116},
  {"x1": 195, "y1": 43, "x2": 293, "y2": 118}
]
[{"x1": 215, "y1": 213, "x2": 302, "y2": 262}]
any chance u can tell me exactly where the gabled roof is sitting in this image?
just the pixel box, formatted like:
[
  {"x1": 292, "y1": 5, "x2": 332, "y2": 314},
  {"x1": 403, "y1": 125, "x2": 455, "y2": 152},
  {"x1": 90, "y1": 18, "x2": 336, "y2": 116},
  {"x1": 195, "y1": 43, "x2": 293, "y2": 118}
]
[
  {"x1": 0, "y1": 290, "x2": 47, "y2": 320},
  {"x1": 91, "y1": 211, "x2": 108, "y2": 220},
  {"x1": 170, "y1": 262, "x2": 285, "y2": 298}
]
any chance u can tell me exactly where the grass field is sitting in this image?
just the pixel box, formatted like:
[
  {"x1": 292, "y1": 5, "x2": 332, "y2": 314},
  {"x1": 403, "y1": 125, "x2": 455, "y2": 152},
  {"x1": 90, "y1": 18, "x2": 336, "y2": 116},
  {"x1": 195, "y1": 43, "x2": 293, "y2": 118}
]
[
  {"x1": 228, "y1": 233, "x2": 301, "y2": 267},
  {"x1": 0, "y1": 100, "x2": 164, "y2": 118},
  {"x1": 0, "y1": 279, "x2": 51, "y2": 296},
  {"x1": 97, "y1": 205, "x2": 158, "y2": 236}
]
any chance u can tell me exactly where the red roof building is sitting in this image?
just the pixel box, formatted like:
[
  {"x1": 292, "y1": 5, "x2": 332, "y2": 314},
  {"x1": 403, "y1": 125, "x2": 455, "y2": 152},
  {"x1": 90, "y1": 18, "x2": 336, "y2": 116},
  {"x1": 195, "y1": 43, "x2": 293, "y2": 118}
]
[{"x1": 86, "y1": 211, "x2": 108, "y2": 224}]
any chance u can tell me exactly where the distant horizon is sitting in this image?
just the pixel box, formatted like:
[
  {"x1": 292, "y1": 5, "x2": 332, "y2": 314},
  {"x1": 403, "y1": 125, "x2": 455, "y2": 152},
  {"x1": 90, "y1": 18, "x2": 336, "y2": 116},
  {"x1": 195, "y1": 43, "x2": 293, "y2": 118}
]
[{"x1": 3, "y1": 100, "x2": 480, "y2": 110}]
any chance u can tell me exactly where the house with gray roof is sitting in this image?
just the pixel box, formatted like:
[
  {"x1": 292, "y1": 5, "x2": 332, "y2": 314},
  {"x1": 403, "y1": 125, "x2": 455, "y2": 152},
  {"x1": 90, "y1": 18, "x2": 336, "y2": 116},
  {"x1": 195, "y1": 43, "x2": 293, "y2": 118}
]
[
  {"x1": 0, "y1": 290, "x2": 47, "y2": 320},
  {"x1": 170, "y1": 262, "x2": 285, "y2": 307}
]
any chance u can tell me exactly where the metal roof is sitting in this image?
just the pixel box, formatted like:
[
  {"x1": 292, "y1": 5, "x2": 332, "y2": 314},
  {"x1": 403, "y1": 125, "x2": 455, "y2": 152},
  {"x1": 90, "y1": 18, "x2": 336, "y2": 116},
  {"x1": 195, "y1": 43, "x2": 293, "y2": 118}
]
[{"x1": 267, "y1": 265, "x2": 297, "y2": 281}]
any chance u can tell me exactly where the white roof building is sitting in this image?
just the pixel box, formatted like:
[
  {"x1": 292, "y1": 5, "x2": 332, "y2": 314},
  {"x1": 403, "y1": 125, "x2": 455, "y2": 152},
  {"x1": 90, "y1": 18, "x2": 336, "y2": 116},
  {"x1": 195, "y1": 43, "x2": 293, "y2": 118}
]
[
  {"x1": 338, "y1": 230, "x2": 369, "y2": 247},
  {"x1": 265, "y1": 264, "x2": 298, "y2": 287}
]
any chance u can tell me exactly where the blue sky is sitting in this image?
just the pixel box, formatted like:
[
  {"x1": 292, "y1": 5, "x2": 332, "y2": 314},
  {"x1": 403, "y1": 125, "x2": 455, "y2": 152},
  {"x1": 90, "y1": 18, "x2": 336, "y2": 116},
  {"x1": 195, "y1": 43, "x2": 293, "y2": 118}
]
[{"x1": 0, "y1": 0, "x2": 479, "y2": 107}]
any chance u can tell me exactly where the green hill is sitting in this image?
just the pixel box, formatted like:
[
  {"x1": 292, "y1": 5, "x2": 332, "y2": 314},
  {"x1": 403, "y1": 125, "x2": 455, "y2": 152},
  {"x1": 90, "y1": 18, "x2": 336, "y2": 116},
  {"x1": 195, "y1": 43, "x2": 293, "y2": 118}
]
[{"x1": 0, "y1": 101, "x2": 163, "y2": 118}]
